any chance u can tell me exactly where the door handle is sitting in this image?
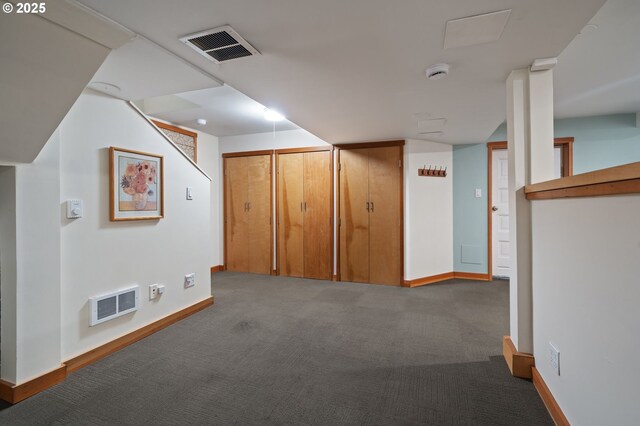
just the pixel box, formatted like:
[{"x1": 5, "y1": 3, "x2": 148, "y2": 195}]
[
  {"x1": 366, "y1": 202, "x2": 370, "y2": 212},
  {"x1": 370, "y1": 202, "x2": 374, "y2": 212},
  {"x1": 492, "y1": 206, "x2": 498, "y2": 212},
  {"x1": 247, "y1": 202, "x2": 251, "y2": 211},
  {"x1": 244, "y1": 202, "x2": 248, "y2": 212},
  {"x1": 304, "y1": 202, "x2": 307, "y2": 212}
]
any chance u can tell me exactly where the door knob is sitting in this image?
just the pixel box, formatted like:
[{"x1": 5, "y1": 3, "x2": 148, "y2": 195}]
[{"x1": 492, "y1": 206, "x2": 498, "y2": 212}]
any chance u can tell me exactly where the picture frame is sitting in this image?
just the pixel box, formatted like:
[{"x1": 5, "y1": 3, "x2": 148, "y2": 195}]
[{"x1": 109, "y1": 147, "x2": 164, "y2": 221}]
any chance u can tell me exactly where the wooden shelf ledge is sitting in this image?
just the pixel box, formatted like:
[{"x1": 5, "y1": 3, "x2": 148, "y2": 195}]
[{"x1": 525, "y1": 161, "x2": 640, "y2": 200}]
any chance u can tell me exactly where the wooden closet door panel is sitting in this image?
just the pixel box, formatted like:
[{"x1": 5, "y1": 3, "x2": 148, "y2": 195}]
[
  {"x1": 303, "y1": 151, "x2": 332, "y2": 280},
  {"x1": 277, "y1": 153, "x2": 304, "y2": 277},
  {"x1": 224, "y1": 156, "x2": 249, "y2": 271},
  {"x1": 247, "y1": 155, "x2": 272, "y2": 274},
  {"x1": 368, "y1": 146, "x2": 402, "y2": 285},
  {"x1": 339, "y1": 148, "x2": 370, "y2": 283}
]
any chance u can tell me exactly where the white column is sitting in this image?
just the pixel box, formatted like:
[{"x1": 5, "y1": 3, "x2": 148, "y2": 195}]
[
  {"x1": 506, "y1": 65, "x2": 555, "y2": 354},
  {"x1": 529, "y1": 69, "x2": 556, "y2": 183}
]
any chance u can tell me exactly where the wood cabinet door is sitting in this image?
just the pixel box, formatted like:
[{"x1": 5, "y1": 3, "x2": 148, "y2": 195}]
[
  {"x1": 277, "y1": 153, "x2": 304, "y2": 277},
  {"x1": 247, "y1": 154, "x2": 273, "y2": 274},
  {"x1": 368, "y1": 146, "x2": 402, "y2": 285},
  {"x1": 339, "y1": 148, "x2": 370, "y2": 283},
  {"x1": 224, "y1": 156, "x2": 249, "y2": 271},
  {"x1": 303, "y1": 151, "x2": 332, "y2": 280}
]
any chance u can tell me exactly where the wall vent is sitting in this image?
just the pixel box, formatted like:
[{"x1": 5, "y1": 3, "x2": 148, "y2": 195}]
[
  {"x1": 90, "y1": 285, "x2": 139, "y2": 326},
  {"x1": 180, "y1": 25, "x2": 260, "y2": 64}
]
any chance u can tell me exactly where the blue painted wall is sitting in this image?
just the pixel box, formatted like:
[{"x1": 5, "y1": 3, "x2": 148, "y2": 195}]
[
  {"x1": 452, "y1": 144, "x2": 488, "y2": 273},
  {"x1": 453, "y1": 113, "x2": 640, "y2": 274}
]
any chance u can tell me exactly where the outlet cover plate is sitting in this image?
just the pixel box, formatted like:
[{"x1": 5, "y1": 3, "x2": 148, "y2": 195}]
[{"x1": 184, "y1": 273, "x2": 195, "y2": 288}]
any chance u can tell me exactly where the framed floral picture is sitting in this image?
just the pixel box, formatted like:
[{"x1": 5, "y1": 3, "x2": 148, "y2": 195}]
[{"x1": 109, "y1": 147, "x2": 164, "y2": 221}]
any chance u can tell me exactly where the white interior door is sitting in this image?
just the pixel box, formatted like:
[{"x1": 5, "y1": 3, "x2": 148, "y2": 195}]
[
  {"x1": 492, "y1": 149, "x2": 510, "y2": 278},
  {"x1": 554, "y1": 146, "x2": 562, "y2": 179},
  {"x1": 491, "y1": 147, "x2": 563, "y2": 278}
]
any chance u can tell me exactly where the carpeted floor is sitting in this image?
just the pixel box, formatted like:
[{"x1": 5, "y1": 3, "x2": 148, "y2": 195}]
[{"x1": 0, "y1": 272, "x2": 552, "y2": 425}]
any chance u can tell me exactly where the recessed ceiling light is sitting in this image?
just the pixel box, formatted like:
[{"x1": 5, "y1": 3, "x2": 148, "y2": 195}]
[
  {"x1": 196, "y1": 118, "x2": 207, "y2": 125},
  {"x1": 426, "y1": 64, "x2": 450, "y2": 80},
  {"x1": 264, "y1": 108, "x2": 285, "y2": 122}
]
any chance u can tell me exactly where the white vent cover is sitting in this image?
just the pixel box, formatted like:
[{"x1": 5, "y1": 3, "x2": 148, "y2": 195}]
[
  {"x1": 90, "y1": 285, "x2": 139, "y2": 326},
  {"x1": 180, "y1": 25, "x2": 260, "y2": 64}
]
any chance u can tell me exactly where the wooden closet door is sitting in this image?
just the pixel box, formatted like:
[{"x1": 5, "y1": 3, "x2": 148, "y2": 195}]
[
  {"x1": 247, "y1": 155, "x2": 273, "y2": 274},
  {"x1": 303, "y1": 151, "x2": 332, "y2": 280},
  {"x1": 339, "y1": 148, "x2": 370, "y2": 283},
  {"x1": 277, "y1": 153, "x2": 304, "y2": 277},
  {"x1": 224, "y1": 156, "x2": 249, "y2": 271},
  {"x1": 368, "y1": 146, "x2": 402, "y2": 285}
]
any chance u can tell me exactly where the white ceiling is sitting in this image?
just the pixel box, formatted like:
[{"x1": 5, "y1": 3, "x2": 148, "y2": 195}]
[
  {"x1": 139, "y1": 85, "x2": 299, "y2": 137},
  {"x1": 78, "y1": 0, "x2": 607, "y2": 144},
  {"x1": 554, "y1": 0, "x2": 640, "y2": 119}
]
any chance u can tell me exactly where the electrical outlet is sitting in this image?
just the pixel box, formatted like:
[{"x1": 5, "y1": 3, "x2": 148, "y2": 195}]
[
  {"x1": 149, "y1": 284, "x2": 159, "y2": 300},
  {"x1": 549, "y1": 342, "x2": 560, "y2": 375},
  {"x1": 184, "y1": 273, "x2": 195, "y2": 288}
]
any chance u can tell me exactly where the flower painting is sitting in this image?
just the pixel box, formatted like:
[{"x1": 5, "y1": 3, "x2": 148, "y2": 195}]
[{"x1": 110, "y1": 147, "x2": 164, "y2": 221}]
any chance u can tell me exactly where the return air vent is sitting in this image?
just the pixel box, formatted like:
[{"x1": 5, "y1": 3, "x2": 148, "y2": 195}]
[
  {"x1": 89, "y1": 285, "x2": 139, "y2": 326},
  {"x1": 180, "y1": 25, "x2": 260, "y2": 63}
]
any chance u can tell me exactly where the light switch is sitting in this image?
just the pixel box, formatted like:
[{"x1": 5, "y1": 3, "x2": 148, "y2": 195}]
[
  {"x1": 475, "y1": 188, "x2": 482, "y2": 198},
  {"x1": 186, "y1": 187, "x2": 193, "y2": 200},
  {"x1": 66, "y1": 199, "x2": 83, "y2": 219}
]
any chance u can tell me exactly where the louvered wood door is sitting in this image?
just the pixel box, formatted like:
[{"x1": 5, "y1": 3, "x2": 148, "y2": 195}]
[
  {"x1": 247, "y1": 155, "x2": 272, "y2": 274},
  {"x1": 339, "y1": 148, "x2": 370, "y2": 283},
  {"x1": 277, "y1": 153, "x2": 305, "y2": 277},
  {"x1": 368, "y1": 146, "x2": 402, "y2": 285},
  {"x1": 224, "y1": 156, "x2": 249, "y2": 271},
  {"x1": 302, "y1": 151, "x2": 332, "y2": 280}
]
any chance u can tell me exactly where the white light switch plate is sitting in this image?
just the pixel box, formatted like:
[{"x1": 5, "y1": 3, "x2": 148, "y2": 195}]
[
  {"x1": 549, "y1": 342, "x2": 560, "y2": 375},
  {"x1": 475, "y1": 188, "x2": 482, "y2": 198},
  {"x1": 186, "y1": 187, "x2": 193, "y2": 200}
]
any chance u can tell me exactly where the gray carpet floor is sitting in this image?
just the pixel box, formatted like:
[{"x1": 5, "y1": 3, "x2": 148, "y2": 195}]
[{"x1": 0, "y1": 272, "x2": 552, "y2": 425}]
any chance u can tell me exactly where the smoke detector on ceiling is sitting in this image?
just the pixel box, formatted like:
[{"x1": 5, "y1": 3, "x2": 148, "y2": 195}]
[{"x1": 426, "y1": 64, "x2": 450, "y2": 80}]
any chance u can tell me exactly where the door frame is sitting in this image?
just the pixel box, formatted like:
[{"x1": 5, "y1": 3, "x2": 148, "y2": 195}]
[
  {"x1": 274, "y1": 146, "x2": 334, "y2": 277},
  {"x1": 487, "y1": 137, "x2": 573, "y2": 277},
  {"x1": 222, "y1": 150, "x2": 274, "y2": 274},
  {"x1": 335, "y1": 140, "x2": 405, "y2": 285}
]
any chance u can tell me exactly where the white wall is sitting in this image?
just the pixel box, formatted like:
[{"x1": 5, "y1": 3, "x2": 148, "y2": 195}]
[
  {"x1": 59, "y1": 91, "x2": 212, "y2": 361},
  {"x1": 218, "y1": 129, "x2": 328, "y2": 154},
  {"x1": 404, "y1": 140, "x2": 453, "y2": 280},
  {"x1": 14, "y1": 132, "x2": 62, "y2": 383},
  {"x1": 0, "y1": 166, "x2": 18, "y2": 383},
  {"x1": 196, "y1": 130, "x2": 221, "y2": 268},
  {"x1": 531, "y1": 195, "x2": 640, "y2": 425},
  {"x1": 150, "y1": 118, "x2": 221, "y2": 269}
]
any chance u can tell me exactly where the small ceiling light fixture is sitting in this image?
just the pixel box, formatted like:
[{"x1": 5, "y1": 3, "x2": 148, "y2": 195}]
[
  {"x1": 264, "y1": 108, "x2": 285, "y2": 122},
  {"x1": 426, "y1": 63, "x2": 450, "y2": 80},
  {"x1": 196, "y1": 118, "x2": 207, "y2": 125}
]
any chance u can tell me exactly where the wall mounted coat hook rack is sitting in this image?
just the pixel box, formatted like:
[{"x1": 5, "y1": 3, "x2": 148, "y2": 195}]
[{"x1": 418, "y1": 165, "x2": 447, "y2": 177}]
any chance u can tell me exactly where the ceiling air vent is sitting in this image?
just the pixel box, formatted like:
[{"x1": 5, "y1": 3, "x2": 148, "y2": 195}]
[{"x1": 180, "y1": 25, "x2": 260, "y2": 64}]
